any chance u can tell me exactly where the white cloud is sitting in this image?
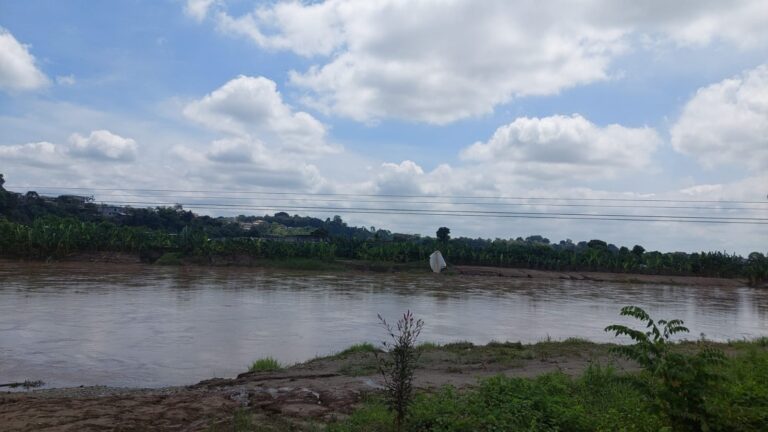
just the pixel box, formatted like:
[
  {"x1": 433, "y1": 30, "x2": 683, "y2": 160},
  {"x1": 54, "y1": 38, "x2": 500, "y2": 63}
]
[
  {"x1": 0, "y1": 141, "x2": 63, "y2": 167},
  {"x1": 355, "y1": 114, "x2": 660, "y2": 200},
  {"x1": 677, "y1": 174, "x2": 768, "y2": 202},
  {"x1": 671, "y1": 64, "x2": 768, "y2": 170},
  {"x1": 68, "y1": 130, "x2": 138, "y2": 162},
  {"x1": 184, "y1": 0, "x2": 218, "y2": 22},
  {"x1": 0, "y1": 27, "x2": 49, "y2": 92},
  {"x1": 462, "y1": 114, "x2": 660, "y2": 179},
  {"x1": 206, "y1": 0, "x2": 768, "y2": 124},
  {"x1": 183, "y1": 75, "x2": 336, "y2": 154}
]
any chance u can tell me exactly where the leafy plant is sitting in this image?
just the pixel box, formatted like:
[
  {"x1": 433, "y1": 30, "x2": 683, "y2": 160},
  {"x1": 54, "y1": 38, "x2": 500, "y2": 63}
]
[
  {"x1": 375, "y1": 310, "x2": 425, "y2": 432},
  {"x1": 605, "y1": 306, "x2": 726, "y2": 431}
]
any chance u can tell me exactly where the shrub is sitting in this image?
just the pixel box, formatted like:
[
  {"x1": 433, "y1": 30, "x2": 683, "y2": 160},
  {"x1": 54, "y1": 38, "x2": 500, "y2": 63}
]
[
  {"x1": 375, "y1": 310, "x2": 424, "y2": 432},
  {"x1": 605, "y1": 306, "x2": 726, "y2": 431}
]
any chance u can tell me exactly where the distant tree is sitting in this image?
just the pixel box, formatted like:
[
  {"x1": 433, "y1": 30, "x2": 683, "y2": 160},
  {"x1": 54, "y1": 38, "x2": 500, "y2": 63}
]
[
  {"x1": 436, "y1": 227, "x2": 450, "y2": 242},
  {"x1": 525, "y1": 235, "x2": 550, "y2": 244},
  {"x1": 632, "y1": 245, "x2": 646, "y2": 257},
  {"x1": 587, "y1": 239, "x2": 608, "y2": 251},
  {"x1": 311, "y1": 227, "x2": 329, "y2": 238}
]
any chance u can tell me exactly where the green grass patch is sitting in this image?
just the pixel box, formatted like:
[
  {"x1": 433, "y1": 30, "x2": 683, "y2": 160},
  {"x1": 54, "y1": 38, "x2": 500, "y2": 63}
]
[
  {"x1": 331, "y1": 366, "x2": 662, "y2": 432},
  {"x1": 417, "y1": 341, "x2": 441, "y2": 351},
  {"x1": 329, "y1": 340, "x2": 768, "y2": 431},
  {"x1": 336, "y1": 342, "x2": 377, "y2": 357},
  {"x1": 248, "y1": 356, "x2": 282, "y2": 372}
]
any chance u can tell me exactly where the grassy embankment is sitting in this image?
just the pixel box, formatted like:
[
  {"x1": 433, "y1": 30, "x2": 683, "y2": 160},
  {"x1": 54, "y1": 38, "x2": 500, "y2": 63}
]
[{"x1": 221, "y1": 337, "x2": 768, "y2": 431}]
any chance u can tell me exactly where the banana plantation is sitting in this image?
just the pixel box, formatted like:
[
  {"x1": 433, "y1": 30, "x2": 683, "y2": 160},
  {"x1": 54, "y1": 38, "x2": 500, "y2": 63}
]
[{"x1": 1, "y1": 216, "x2": 766, "y2": 284}]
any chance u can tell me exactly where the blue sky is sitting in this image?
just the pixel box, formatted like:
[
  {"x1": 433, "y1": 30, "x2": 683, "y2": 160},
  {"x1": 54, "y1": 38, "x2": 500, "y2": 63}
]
[{"x1": 1, "y1": 0, "x2": 767, "y2": 253}]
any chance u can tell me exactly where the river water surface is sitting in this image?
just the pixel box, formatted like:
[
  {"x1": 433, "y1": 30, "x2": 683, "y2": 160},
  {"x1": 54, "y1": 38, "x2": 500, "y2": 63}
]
[{"x1": 1, "y1": 262, "x2": 766, "y2": 389}]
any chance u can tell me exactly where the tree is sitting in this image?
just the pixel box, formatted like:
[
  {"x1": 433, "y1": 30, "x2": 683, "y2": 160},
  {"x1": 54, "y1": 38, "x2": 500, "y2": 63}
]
[
  {"x1": 632, "y1": 244, "x2": 646, "y2": 257},
  {"x1": 436, "y1": 227, "x2": 450, "y2": 242}
]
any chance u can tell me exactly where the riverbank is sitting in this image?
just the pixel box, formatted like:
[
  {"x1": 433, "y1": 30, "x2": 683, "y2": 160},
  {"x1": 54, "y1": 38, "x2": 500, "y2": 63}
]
[
  {"x1": 1, "y1": 338, "x2": 765, "y2": 431},
  {"x1": 2, "y1": 253, "x2": 755, "y2": 287}
]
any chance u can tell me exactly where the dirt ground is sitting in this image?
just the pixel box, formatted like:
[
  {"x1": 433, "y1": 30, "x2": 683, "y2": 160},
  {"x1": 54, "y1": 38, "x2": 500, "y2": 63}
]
[
  {"x1": 0, "y1": 340, "x2": 634, "y2": 431},
  {"x1": 18, "y1": 254, "x2": 752, "y2": 287},
  {"x1": 453, "y1": 265, "x2": 749, "y2": 287}
]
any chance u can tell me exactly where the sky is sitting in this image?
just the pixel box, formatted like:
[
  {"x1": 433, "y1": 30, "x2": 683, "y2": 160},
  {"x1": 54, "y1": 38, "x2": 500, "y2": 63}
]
[{"x1": 0, "y1": 0, "x2": 767, "y2": 254}]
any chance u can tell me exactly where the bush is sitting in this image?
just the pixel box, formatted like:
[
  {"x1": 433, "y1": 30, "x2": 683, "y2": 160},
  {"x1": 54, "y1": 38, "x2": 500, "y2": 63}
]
[{"x1": 605, "y1": 306, "x2": 726, "y2": 431}]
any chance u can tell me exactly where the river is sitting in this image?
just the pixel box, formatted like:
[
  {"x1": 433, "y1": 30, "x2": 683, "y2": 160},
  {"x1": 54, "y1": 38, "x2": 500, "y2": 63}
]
[{"x1": 1, "y1": 261, "x2": 766, "y2": 389}]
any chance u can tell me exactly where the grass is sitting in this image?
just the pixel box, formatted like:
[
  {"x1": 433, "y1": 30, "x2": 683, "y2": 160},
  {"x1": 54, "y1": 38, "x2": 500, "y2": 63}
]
[
  {"x1": 329, "y1": 344, "x2": 768, "y2": 431},
  {"x1": 417, "y1": 341, "x2": 441, "y2": 351},
  {"x1": 248, "y1": 356, "x2": 282, "y2": 372},
  {"x1": 335, "y1": 342, "x2": 377, "y2": 357}
]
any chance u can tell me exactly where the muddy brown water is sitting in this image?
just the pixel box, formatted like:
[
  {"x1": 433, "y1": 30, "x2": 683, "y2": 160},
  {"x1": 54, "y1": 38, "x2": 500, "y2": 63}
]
[{"x1": 1, "y1": 261, "x2": 766, "y2": 389}]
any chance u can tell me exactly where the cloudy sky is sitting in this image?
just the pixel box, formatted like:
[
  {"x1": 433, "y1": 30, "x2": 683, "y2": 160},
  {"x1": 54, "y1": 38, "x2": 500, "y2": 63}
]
[{"x1": 1, "y1": 0, "x2": 766, "y2": 253}]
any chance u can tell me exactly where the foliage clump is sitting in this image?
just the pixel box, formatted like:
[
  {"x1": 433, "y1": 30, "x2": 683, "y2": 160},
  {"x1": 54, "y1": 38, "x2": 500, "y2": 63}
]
[
  {"x1": 248, "y1": 357, "x2": 282, "y2": 372},
  {"x1": 605, "y1": 305, "x2": 726, "y2": 431},
  {"x1": 375, "y1": 310, "x2": 424, "y2": 432}
]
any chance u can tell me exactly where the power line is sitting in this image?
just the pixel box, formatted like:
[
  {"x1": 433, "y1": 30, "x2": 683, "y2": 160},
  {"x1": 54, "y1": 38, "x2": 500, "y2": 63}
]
[
  {"x1": 10, "y1": 185, "x2": 768, "y2": 205},
  {"x1": 34, "y1": 192, "x2": 766, "y2": 211},
  {"x1": 95, "y1": 201, "x2": 768, "y2": 225}
]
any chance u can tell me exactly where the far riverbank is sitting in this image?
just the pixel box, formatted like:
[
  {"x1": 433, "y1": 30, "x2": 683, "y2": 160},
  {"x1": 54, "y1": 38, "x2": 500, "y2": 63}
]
[{"x1": 1, "y1": 253, "x2": 756, "y2": 288}]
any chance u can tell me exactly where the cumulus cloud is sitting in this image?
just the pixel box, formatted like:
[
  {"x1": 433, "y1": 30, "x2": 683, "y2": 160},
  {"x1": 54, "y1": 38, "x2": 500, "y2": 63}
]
[
  {"x1": 206, "y1": 0, "x2": 768, "y2": 124},
  {"x1": 462, "y1": 114, "x2": 660, "y2": 179},
  {"x1": 184, "y1": 0, "x2": 218, "y2": 22},
  {"x1": 0, "y1": 27, "x2": 49, "y2": 92},
  {"x1": 183, "y1": 75, "x2": 336, "y2": 154},
  {"x1": 0, "y1": 142, "x2": 63, "y2": 167},
  {"x1": 671, "y1": 64, "x2": 768, "y2": 170},
  {"x1": 68, "y1": 130, "x2": 138, "y2": 161},
  {"x1": 355, "y1": 113, "x2": 660, "y2": 199}
]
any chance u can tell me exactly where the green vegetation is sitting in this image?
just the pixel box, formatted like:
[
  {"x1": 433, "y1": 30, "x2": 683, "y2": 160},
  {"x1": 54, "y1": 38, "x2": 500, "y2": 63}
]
[
  {"x1": 248, "y1": 357, "x2": 282, "y2": 372},
  {"x1": 330, "y1": 368, "x2": 662, "y2": 432},
  {"x1": 336, "y1": 342, "x2": 378, "y2": 357},
  {"x1": 326, "y1": 309, "x2": 768, "y2": 432},
  {"x1": 606, "y1": 306, "x2": 727, "y2": 431},
  {"x1": 375, "y1": 311, "x2": 425, "y2": 431},
  {"x1": 1, "y1": 176, "x2": 766, "y2": 284}
]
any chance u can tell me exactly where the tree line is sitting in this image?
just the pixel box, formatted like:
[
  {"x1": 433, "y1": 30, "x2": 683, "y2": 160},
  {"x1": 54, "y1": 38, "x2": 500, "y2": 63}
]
[{"x1": 1, "y1": 175, "x2": 766, "y2": 283}]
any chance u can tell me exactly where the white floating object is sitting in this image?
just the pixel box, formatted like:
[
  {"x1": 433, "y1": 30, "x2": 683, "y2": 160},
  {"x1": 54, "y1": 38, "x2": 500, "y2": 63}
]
[{"x1": 429, "y1": 251, "x2": 447, "y2": 273}]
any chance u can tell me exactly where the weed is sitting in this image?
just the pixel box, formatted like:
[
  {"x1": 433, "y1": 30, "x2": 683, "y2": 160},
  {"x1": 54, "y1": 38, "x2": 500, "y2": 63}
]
[
  {"x1": 248, "y1": 357, "x2": 282, "y2": 372},
  {"x1": 375, "y1": 310, "x2": 424, "y2": 432}
]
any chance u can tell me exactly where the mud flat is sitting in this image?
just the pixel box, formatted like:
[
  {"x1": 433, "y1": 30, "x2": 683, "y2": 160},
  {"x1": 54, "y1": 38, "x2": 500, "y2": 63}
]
[{"x1": 2, "y1": 255, "x2": 752, "y2": 287}]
